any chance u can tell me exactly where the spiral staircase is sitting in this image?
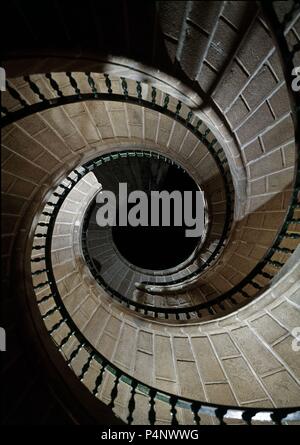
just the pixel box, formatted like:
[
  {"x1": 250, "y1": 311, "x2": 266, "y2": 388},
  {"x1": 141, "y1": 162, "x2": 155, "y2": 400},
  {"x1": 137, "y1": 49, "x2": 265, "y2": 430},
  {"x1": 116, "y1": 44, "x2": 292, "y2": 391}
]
[{"x1": 1, "y1": 0, "x2": 300, "y2": 425}]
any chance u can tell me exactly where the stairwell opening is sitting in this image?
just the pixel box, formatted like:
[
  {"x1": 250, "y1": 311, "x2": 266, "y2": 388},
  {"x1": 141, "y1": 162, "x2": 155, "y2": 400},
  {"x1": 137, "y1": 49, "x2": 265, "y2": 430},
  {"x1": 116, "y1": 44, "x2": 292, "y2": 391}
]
[{"x1": 86, "y1": 152, "x2": 203, "y2": 271}]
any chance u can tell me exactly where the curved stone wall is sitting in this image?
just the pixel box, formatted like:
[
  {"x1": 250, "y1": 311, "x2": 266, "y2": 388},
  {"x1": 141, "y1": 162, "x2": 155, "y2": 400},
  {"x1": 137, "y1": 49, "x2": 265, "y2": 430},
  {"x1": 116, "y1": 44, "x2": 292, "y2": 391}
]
[
  {"x1": 36, "y1": 177, "x2": 300, "y2": 413},
  {"x1": 2, "y1": 75, "x2": 298, "y2": 309}
]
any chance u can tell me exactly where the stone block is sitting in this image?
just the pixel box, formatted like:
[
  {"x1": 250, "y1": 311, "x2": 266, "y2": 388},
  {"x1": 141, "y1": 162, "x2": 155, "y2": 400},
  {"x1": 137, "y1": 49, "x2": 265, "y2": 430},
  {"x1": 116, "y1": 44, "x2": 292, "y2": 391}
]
[
  {"x1": 110, "y1": 110, "x2": 129, "y2": 137},
  {"x1": 262, "y1": 115, "x2": 294, "y2": 152},
  {"x1": 103, "y1": 315, "x2": 122, "y2": 338},
  {"x1": 238, "y1": 20, "x2": 273, "y2": 75},
  {"x1": 222, "y1": 356, "x2": 267, "y2": 403},
  {"x1": 173, "y1": 336, "x2": 194, "y2": 361},
  {"x1": 134, "y1": 350, "x2": 153, "y2": 385},
  {"x1": 282, "y1": 142, "x2": 296, "y2": 168},
  {"x1": 251, "y1": 314, "x2": 288, "y2": 344},
  {"x1": 169, "y1": 123, "x2": 187, "y2": 151},
  {"x1": 17, "y1": 114, "x2": 47, "y2": 136},
  {"x1": 188, "y1": 1, "x2": 222, "y2": 34},
  {"x1": 214, "y1": 61, "x2": 248, "y2": 110},
  {"x1": 191, "y1": 336, "x2": 226, "y2": 383},
  {"x1": 273, "y1": 336, "x2": 300, "y2": 380},
  {"x1": 97, "y1": 333, "x2": 116, "y2": 361},
  {"x1": 206, "y1": 18, "x2": 238, "y2": 72},
  {"x1": 243, "y1": 65, "x2": 277, "y2": 109},
  {"x1": 144, "y1": 110, "x2": 158, "y2": 142},
  {"x1": 180, "y1": 25, "x2": 209, "y2": 80},
  {"x1": 261, "y1": 370, "x2": 300, "y2": 407},
  {"x1": 205, "y1": 382, "x2": 236, "y2": 405},
  {"x1": 1, "y1": 194, "x2": 26, "y2": 215},
  {"x1": 222, "y1": 1, "x2": 257, "y2": 29},
  {"x1": 249, "y1": 149, "x2": 282, "y2": 179},
  {"x1": 34, "y1": 128, "x2": 71, "y2": 158},
  {"x1": 237, "y1": 102, "x2": 274, "y2": 146},
  {"x1": 155, "y1": 335, "x2": 176, "y2": 381},
  {"x1": 114, "y1": 324, "x2": 137, "y2": 370},
  {"x1": 210, "y1": 333, "x2": 240, "y2": 358},
  {"x1": 271, "y1": 301, "x2": 300, "y2": 330},
  {"x1": 231, "y1": 327, "x2": 282, "y2": 375},
  {"x1": 72, "y1": 113, "x2": 100, "y2": 143},
  {"x1": 267, "y1": 168, "x2": 294, "y2": 193},
  {"x1": 249, "y1": 177, "x2": 266, "y2": 195},
  {"x1": 226, "y1": 97, "x2": 249, "y2": 128},
  {"x1": 137, "y1": 330, "x2": 153, "y2": 354},
  {"x1": 268, "y1": 84, "x2": 290, "y2": 118},
  {"x1": 3, "y1": 126, "x2": 44, "y2": 160},
  {"x1": 198, "y1": 62, "x2": 217, "y2": 92},
  {"x1": 42, "y1": 107, "x2": 76, "y2": 138},
  {"x1": 35, "y1": 151, "x2": 59, "y2": 171},
  {"x1": 177, "y1": 360, "x2": 205, "y2": 399},
  {"x1": 1, "y1": 171, "x2": 16, "y2": 192}
]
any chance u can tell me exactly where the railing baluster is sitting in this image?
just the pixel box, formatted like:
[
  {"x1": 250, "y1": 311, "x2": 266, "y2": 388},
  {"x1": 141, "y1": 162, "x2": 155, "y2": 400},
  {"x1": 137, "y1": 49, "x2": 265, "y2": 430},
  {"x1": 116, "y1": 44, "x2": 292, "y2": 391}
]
[
  {"x1": 260, "y1": 270, "x2": 274, "y2": 279},
  {"x1": 34, "y1": 233, "x2": 46, "y2": 238},
  {"x1": 191, "y1": 402, "x2": 201, "y2": 425},
  {"x1": 186, "y1": 110, "x2": 193, "y2": 124},
  {"x1": 242, "y1": 409, "x2": 258, "y2": 425},
  {"x1": 127, "y1": 380, "x2": 138, "y2": 425},
  {"x1": 66, "y1": 72, "x2": 81, "y2": 96},
  {"x1": 163, "y1": 93, "x2": 170, "y2": 109},
  {"x1": 170, "y1": 395, "x2": 179, "y2": 426},
  {"x1": 37, "y1": 222, "x2": 49, "y2": 227},
  {"x1": 79, "y1": 353, "x2": 95, "y2": 381},
  {"x1": 32, "y1": 268, "x2": 48, "y2": 276},
  {"x1": 136, "y1": 81, "x2": 142, "y2": 101},
  {"x1": 45, "y1": 73, "x2": 64, "y2": 97},
  {"x1": 270, "y1": 410, "x2": 285, "y2": 425},
  {"x1": 215, "y1": 407, "x2": 227, "y2": 425},
  {"x1": 6, "y1": 81, "x2": 28, "y2": 108},
  {"x1": 93, "y1": 361, "x2": 107, "y2": 396},
  {"x1": 121, "y1": 77, "x2": 128, "y2": 98},
  {"x1": 284, "y1": 232, "x2": 300, "y2": 239},
  {"x1": 240, "y1": 289, "x2": 250, "y2": 298},
  {"x1": 250, "y1": 281, "x2": 262, "y2": 290},
  {"x1": 66, "y1": 176, "x2": 76, "y2": 186},
  {"x1": 148, "y1": 388, "x2": 156, "y2": 425},
  {"x1": 151, "y1": 86, "x2": 157, "y2": 105},
  {"x1": 37, "y1": 293, "x2": 53, "y2": 304},
  {"x1": 33, "y1": 280, "x2": 50, "y2": 289},
  {"x1": 31, "y1": 256, "x2": 46, "y2": 262},
  {"x1": 43, "y1": 305, "x2": 60, "y2": 319},
  {"x1": 194, "y1": 119, "x2": 202, "y2": 133},
  {"x1": 272, "y1": 246, "x2": 293, "y2": 254},
  {"x1": 267, "y1": 259, "x2": 284, "y2": 268},
  {"x1": 49, "y1": 316, "x2": 66, "y2": 334},
  {"x1": 1, "y1": 105, "x2": 9, "y2": 115},
  {"x1": 24, "y1": 75, "x2": 47, "y2": 102},
  {"x1": 104, "y1": 74, "x2": 112, "y2": 94},
  {"x1": 175, "y1": 100, "x2": 182, "y2": 117},
  {"x1": 59, "y1": 329, "x2": 74, "y2": 349},
  {"x1": 67, "y1": 342, "x2": 85, "y2": 366},
  {"x1": 108, "y1": 370, "x2": 122, "y2": 410},
  {"x1": 85, "y1": 72, "x2": 98, "y2": 97}
]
